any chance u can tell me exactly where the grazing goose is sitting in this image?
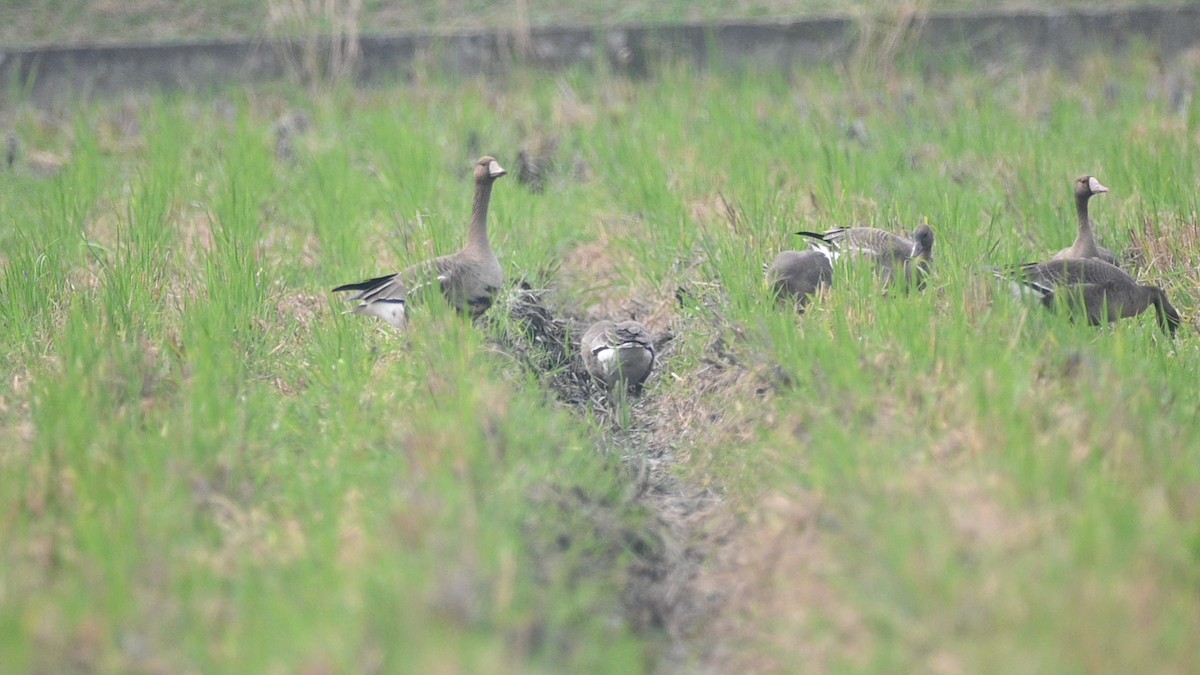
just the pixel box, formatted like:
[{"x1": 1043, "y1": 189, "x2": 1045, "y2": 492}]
[
  {"x1": 796, "y1": 223, "x2": 934, "y2": 290},
  {"x1": 580, "y1": 320, "x2": 655, "y2": 393},
  {"x1": 333, "y1": 156, "x2": 507, "y2": 328},
  {"x1": 765, "y1": 248, "x2": 834, "y2": 310},
  {"x1": 1052, "y1": 175, "x2": 1118, "y2": 266},
  {"x1": 993, "y1": 258, "x2": 1180, "y2": 336}
]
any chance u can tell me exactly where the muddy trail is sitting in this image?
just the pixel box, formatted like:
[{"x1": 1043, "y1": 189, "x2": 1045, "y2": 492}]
[{"x1": 489, "y1": 276, "x2": 786, "y2": 671}]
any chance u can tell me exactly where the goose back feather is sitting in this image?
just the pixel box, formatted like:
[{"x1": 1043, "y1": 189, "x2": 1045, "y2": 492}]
[
  {"x1": 581, "y1": 320, "x2": 655, "y2": 392},
  {"x1": 796, "y1": 223, "x2": 934, "y2": 289}
]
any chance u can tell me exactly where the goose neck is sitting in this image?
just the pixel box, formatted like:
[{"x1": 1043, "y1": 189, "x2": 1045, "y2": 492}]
[
  {"x1": 468, "y1": 179, "x2": 494, "y2": 251},
  {"x1": 1075, "y1": 192, "x2": 1094, "y2": 237},
  {"x1": 1147, "y1": 288, "x2": 1180, "y2": 336}
]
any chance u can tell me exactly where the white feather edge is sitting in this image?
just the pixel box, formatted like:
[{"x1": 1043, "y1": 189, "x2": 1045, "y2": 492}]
[
  {"x1": 990, "y1": 270, "x2": 1053, "y2": 301},
  {"x1": 805, "y1": 240, "x2": 841, "y2": 265}
]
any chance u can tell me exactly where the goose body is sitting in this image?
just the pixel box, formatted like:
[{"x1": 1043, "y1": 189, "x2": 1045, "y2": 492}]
[
  {"x1": 1051, "y1": 175, "x2": 1118, "y2": 266},
  {"x1": 993, "y1": 258, "x2": 1180, "y2": 336},
  {"x1": 581, "y1": 320, "x2": 655, "y2": 392},
  {"x1": 796, "y1": 224, "x2": 934, "y2": 289},
  {"x1": 333, "y1": 156, "x2": 506, "y2": 328},
  {"x1": 765, "y1": 249, "x2": 834, "y2": 309}
]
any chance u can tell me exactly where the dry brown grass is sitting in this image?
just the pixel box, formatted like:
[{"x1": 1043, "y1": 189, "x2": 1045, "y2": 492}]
[
  {"x1": 556, "y1": 224, "x2": 681, "y2": 336},
  {"x1": 695, "y1": 488, "x2": 870, "y2": 675},
  {"x1": 266, "y1": 0, "x2": 363, "y2": 87}
]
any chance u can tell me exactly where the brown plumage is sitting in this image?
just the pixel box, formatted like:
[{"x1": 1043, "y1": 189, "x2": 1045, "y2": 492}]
[
  {"x1": 765, "y1": 249, "x2": 833, "y2": 310},
  {"x1": 333, "y1": 156, "x2": 506, "y2": 328},
  {"x1": 580, "y1": 320, "x2": 655, "y2": 393},
  {"x1": 994, "y1": 258, "x2": 1180, "y2": 336},
  {"x1": 1052, "y1": 175, "x2": 1118, "y2": 266},
  {"x1": 796, "y1": 223, "x2": 934, "y2": 290}
]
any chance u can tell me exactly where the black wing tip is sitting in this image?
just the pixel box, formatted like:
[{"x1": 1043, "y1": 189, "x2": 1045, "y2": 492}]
[{"x1": 331, "y1": 273, "x2": 395, "y2": 293}]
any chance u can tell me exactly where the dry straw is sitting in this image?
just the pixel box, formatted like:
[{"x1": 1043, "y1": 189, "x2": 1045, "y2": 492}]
[{"x1": 266, "y1": 0, "x2": 364, "y2": 87}]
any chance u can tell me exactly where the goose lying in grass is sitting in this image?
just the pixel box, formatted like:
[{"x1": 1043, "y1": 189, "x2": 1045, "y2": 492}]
[
  {"x1": 333, "y1": 156, "x2": 506, "y2": 328},
  {"x1": 796, "y1": 223, "x2": 934, "y2": 290},
  {"x1": 581, "y1": 320, "x2": 655, "y2": 393},
  {"x1": 992, "y1": 258, "x2": 1180, "y2": 336},
  {"x1": 765, "y1": 249, "x2": 834, "y2": 310},
  {"x1": 1052, "y1": 175, "x2": 1118, "y2": 266}
]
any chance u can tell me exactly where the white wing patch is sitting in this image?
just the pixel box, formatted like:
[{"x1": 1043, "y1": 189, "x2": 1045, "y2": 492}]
[
  {"x1": 594, "y1": 346, "x2": 616, "y2": 366},
  {"x1": 806, "y1": 240, "x2": 841, "y2": 265}
]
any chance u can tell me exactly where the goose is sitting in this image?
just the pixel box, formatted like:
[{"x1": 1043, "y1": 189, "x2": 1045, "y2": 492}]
[
  {"x1": 796, "y1": 223, "x2": 934, "y2": 290},
  {"x1": 580, "y1": 320, "x2": 655, "y2": 393},
  {"x1": 992, "y1": 258, "x2": 1180, "y2": 336},
  {"x1": 1052, "y1": 175, "x2": 1118, "y2": 266},
  {"x1": 333, "y1": 156, "x2": 507, "y2": 328},
  {"x1": 765, "y1": 248, "x2": 834, "y2": 310}
]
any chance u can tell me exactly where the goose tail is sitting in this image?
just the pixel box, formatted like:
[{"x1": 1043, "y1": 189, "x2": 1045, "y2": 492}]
[
  {"x1": 795, "y1": 230, "x2": 830, "y2": 244},
  {"x1": 988, "y1": 266, "x2": 1054, "y2": 301},
  {"x1": 347, "y1": 299, "x2": 408, "y2": 329},
  {"x1": 332, "y1": 273, "x2": 396, "y2": 295},
  {"x1": 796, "y1": 232, "x2": 841, "y2": 263}
]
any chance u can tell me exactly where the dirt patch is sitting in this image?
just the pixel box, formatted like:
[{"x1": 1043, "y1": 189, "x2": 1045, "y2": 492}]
[
  {"x1": 490, "y1": 269, "x2": 816, "y2": 671},
  {"x1": 490, "y1": 276, "x2": 740, "y2": 669}
]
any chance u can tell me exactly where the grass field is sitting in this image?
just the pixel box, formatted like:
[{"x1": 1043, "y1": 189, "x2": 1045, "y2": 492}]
[{"x1": 3, "y1": 41, "x2": 1200, "y2": 673}]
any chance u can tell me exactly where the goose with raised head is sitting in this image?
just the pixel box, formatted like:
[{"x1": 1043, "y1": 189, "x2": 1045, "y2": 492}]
[
  {"x1": 1052, "y1": 175, "x2": 1118, "y2": 266},
  {"x1": 796, "y1": 223, "x2": 934, "y2": 290},
  {"x1": 333, "y1": 156, "x2": 507, "y2": 328},
  {"x1": 765, "y1": 247, "x2": 834, "y2": 310},
  {"x1": 581, "y1": 320, "x2": 655, "y2": 393},
  {"x1": 993, "y1": 257, "x2": 1180, "y2": 336}
]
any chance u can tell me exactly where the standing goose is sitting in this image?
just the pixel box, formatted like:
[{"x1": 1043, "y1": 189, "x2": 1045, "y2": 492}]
[
  {"x1": 333, "y1": 156, "x2": 507, "y2": 328},
  {"x1": 765, "y1": 247, "x2": 834, "y2": 310},
  {"x1": 796, "y1": 223, "x2": 934, "y2": 290},
  {"x1": 1052, "y1": 175, "x2": 1118, "y2": 266},
  {"x1": 993, "y1": 258, "x2": 1180, "y2": 336},
  {"x1": 580, "y1": 320, "x2": 655, "y2": 393}
]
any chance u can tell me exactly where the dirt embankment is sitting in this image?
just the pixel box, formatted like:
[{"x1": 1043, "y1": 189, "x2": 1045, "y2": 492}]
[
  {"x1": 7, "y1": 7, "x2": 1200, "y2": 107},
  {"x1": 491, "y1": 212, "x2": 799, "y2": 671}
]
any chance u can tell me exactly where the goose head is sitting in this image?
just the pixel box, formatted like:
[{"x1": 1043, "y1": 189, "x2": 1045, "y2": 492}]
[
  {"x1": 475, "y1": 155, "x2": 507, "y2": 183},
  {"x1": 1148, "y1": 286, "x2": 1182, "y2": 337},
  {"x1": 912, "y1": 223, "x2": 935, "y2": 260},
  {"x1": 1075, "y1": 175, "x2": 1109, "y2": 199}
]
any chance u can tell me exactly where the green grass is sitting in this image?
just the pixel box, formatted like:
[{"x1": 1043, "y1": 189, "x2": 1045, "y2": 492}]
[{"x1": 3, "y1": 46, "x2": 1200, "y2": 673}]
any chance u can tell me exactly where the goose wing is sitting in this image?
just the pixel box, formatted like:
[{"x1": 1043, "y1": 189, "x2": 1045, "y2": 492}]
[
  {"x1": 797, "y1": 227, "x2": 914, "y2": 261},
  {"x1": 843, "y1": 228, "x2": 916, "y2": 260},
  {"x1": 582, "y1": 320, "x2": 654, "y2": 362},
  {"x1": 332, "y1": 273, "x2": 409, "y2": 303},
  {"x1": 611, "y1": 321, "x2": 655, "y2": 353},
  {"x1": 1014, "y1": 258, "x2": 1134, "y2": 287}
]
